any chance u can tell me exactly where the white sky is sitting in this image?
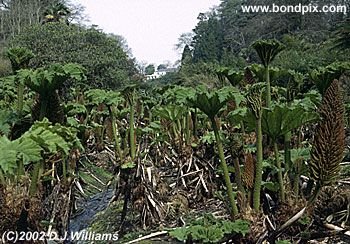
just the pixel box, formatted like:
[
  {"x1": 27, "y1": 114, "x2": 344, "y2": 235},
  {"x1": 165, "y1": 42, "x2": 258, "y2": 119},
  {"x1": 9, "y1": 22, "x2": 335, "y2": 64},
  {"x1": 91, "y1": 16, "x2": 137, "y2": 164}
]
[{"x1": 75, "y1": 0, "x2": 221, "y2": 65}]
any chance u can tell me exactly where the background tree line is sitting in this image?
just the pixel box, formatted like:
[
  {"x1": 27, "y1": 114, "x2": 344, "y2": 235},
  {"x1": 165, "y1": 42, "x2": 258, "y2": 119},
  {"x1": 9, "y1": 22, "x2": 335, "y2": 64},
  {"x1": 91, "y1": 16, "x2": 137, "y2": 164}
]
[
  {"x1": 172, "y1": 0, "x2": 350, "y2": 86},
  {"x1": 0, "y1": 0, "x2": 139, "y2": 89}
]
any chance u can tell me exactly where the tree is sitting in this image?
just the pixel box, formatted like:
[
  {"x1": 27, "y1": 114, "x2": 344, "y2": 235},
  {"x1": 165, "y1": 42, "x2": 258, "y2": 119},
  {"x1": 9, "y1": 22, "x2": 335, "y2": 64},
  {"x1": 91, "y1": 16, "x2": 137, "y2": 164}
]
[
  {"x1": 145, "y1": 64, "x2": 155, "y2": 75},
  {"x1": 191, "y1": 11, "x2": 223, "y2": 63},
  {"x1": 180, "y1": 45, "x2": 192, "y2": 66},
  {"x1": 333, "y1": 18, "x2": 350, "y2": 50},
  {"x1": 109, "y1": 33, "x2": 133, "y2": 57},
  {"x1": 136, "y1": 60, "x2": 148, "y2": 74},
  {"x1": 0, "y1": 0, "x2": 85, "y2": 43},
  {"x1": 187, "y1": 0, "x2": 347, "y2": 65},
  {"x1": 175, "y1": 32, "x2": 194, "y2": 52},
  {"x1": 157, "y1": 64, "x2": 167, "y2": 71},
  {"x1": 42, "y1": 1, "x2": 70, "y2": 24},
  {"x1": 10, "y1": 23, "x2": 138, "y2": 89}
]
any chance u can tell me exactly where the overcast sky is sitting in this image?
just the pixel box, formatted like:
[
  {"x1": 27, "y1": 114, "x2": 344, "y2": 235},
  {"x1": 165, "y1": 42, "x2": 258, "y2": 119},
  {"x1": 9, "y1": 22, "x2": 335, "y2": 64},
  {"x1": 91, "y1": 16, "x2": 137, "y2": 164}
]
[{"x1": 76, "y1": 0, "x2": 221, "y2": 65}]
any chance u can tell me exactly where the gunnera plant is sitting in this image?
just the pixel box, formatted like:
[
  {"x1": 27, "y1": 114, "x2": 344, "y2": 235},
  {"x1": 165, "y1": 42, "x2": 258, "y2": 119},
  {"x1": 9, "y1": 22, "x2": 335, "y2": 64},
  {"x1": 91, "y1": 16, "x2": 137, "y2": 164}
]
[{"x1": 309, "y1": 79, "x2": 345, "y2": 202}]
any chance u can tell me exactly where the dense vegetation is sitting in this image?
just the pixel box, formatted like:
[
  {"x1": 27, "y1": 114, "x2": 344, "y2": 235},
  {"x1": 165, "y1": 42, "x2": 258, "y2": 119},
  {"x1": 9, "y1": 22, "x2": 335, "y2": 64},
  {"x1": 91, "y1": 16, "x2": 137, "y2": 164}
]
[{"x1": 1, "y1": 0, "x2": 350, "y2": 243}]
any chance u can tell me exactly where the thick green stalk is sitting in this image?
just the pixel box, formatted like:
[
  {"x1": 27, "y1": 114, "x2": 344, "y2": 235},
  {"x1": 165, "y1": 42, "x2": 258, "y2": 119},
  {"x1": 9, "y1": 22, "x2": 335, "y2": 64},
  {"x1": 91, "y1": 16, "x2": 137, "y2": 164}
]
[
  {"x1": 211, "y1": 118, "x2": 239, "y2": 217},
  {"x1": 148, "y1": 110, "x2": 153, "y2": 123},
  {"x1": 0, "y1": 169, "x2": 5, "y2": 185},
  {"x1": 140, "y1": 102, "x2": 144, "y2": 119},
  {"x1": 284, "y1": 100, "x2": 292, "y2": 172},
  {"x1": 129, "y1": 102, "x2": 136, "y2": 160},
  {"x1": 308, "y1": 182, "x2": 321, "y2": 204},
  {"x1": 253, "y1": 115, "x2": 263, "y2": 211},
  {"x1": 39, "y1": 98, "x2": 49, "y2": 120},
  {"x1": 265, "y1": 65, "x2": 271, "y2": 107},
  {"x1": 29, "y1": 161, "x2": 43, "y2": 196},
  {"x1": 171, "y1": 123, "x2": 178, "y2": 143},
  {"x1": 17, "y1": 158, "x2": 25, "y2": 177},
  {"x1": 284, "y1": 132, "x2": 292, "y2": 172},
  {"x1": 240, "y1": 121, "x2": 246, "y2": 134},
  {"x1": 176, "y1": 118, "x2": 183, "y2": 146},
  {"x1": 192, "y1": 109, "x2": 198, "y2": 139},
  {"x1": 109, "y1": 106, "x2": 123, "y2": 161},
  {"x1": 233, "y1": 156, "x2": 246, "y2": 210},
  {"x1": 274, "y1": 142, "x2": 285, "y2": 202},
  {"x1": 185, "y1": 111, "x2": 191, "y2": 145},
  {"x1": 233, "y1": 157, "x2": 244, "y2": 194},
  {"x1": 293, "y1": 159, "x2": 301, "y2": 197},
  {"x1": 17, "y1": 82, "x2": 24, "y2": 115},
  {"x1": 177, "y1": 119, "x2": 182, "y2": 137},
  {"x1": 62, "y1": 156, "x2": 67, "y2": 181}
]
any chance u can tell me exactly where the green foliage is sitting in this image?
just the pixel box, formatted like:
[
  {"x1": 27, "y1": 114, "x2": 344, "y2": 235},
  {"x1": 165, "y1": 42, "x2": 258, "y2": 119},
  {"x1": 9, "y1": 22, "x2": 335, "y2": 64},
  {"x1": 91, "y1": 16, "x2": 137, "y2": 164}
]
[
  {"x1": 11, "y1": 23, "x2": 137, "y2": 89},
  {"x1": 162, "y1": 85, "x2": 196, "y2": 105},
  {"x1": 227, "y1": 107, "x2": 248, "y2": 125},
  {"x1": 216, "y1": 66, "x2": 243, "y2": 87},
  {"x1": 0, "y1": 57, "x2": 12, "y2": 77},
  {"x1": 17, "y1": 63, "x2": 85, "y2": 96},
  {"x1": 43, "y1": 1, "x2": 71, "y2": 24},
  {"x1": 276, "y1": 240, "x2": 292, "y2": 244},
  {"x1": 65, "y1": 102, "x2": 87, "y2": 116},
  {"x1": 310, "y1": 62, "x2": 350, "y2": 96},
  {"x1": 298, "y1": 90, "x2": 322, "y2": 109},
  {"x1": 169, "y1": 215, "x2": 249, "y2": 243},
  {"x1": 28, "y1": 121, "x2": 71, "y2": 155},
  {"x1": 180, "y1": 45, "x2": 192, "y2": 68},
  {"x1": 333, "y1": 18, "x2": 350, "y2": 50},
  {"x1": 188, "y1": 86, "x2": 242, "y2": 216},
  {"x1": 252, "y1": 39, "x2": 285, "y2": 67},
  {"x1": 291, "y1": 148, "x2": 311, "y2": 163},
  {"x1": 0, "y1": 118, "x2": 81, "y2": 177},
  {"x1": 190, "y1": 0, "x2": 343, "y2": 65},
  {"x1": 145, "y1": 64, "x2": 155, "y2": 75},
  {"x1": 250, "y1": 64, "x2": 282, "y2": 83},
  {"x1": 200, "y1": 131, "x2": 216, "y2": 145},
  {"x1": 188, "y1": 86, "x2": 243, "y2": 120},
  {"x1": 243, "y1": 99, "x2": 319, "y2": 134},
  {"x1": 0, "y1": 136, "x2": 41, "y2": 175},
  {"x1": 154, "y1": 105, "x2": 185, "y2": 122},
  {"x1": 121, "y1": 161, "x2": 136, "y2": 169},
  {"x1": 177, "y1": 61, "x2": 221, "y2": 86},
  {"x1": 146, "y1": 72, "x2": 181, "y2": 86},
  {"x1": 6, "y1": 47, "x2": 34, "y2": 72},
  {"x1": 191, "y1": 12, "x2": 223, "y2": 63},
  {"x1": 85, "y1": 89, "x2": 124, "y2": 106},
  {"x1": 262, "y1": 181, "x2": 280, "y2": 192},
  {"x1": 261, "y1": 103, "x2": 319, "y2": 140},
  {"x1": 0, "y1": 75, "x2": 16, "y2": 101},
  {"x1": 275, "y1": 35, "x2": 342, "y2": 73},
  {"x1": 0, "y1": 109, "x2": 17, "y2": 137},
  {"x1": 298, "y1": 216, "x2": 311, "y2": 226}
]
